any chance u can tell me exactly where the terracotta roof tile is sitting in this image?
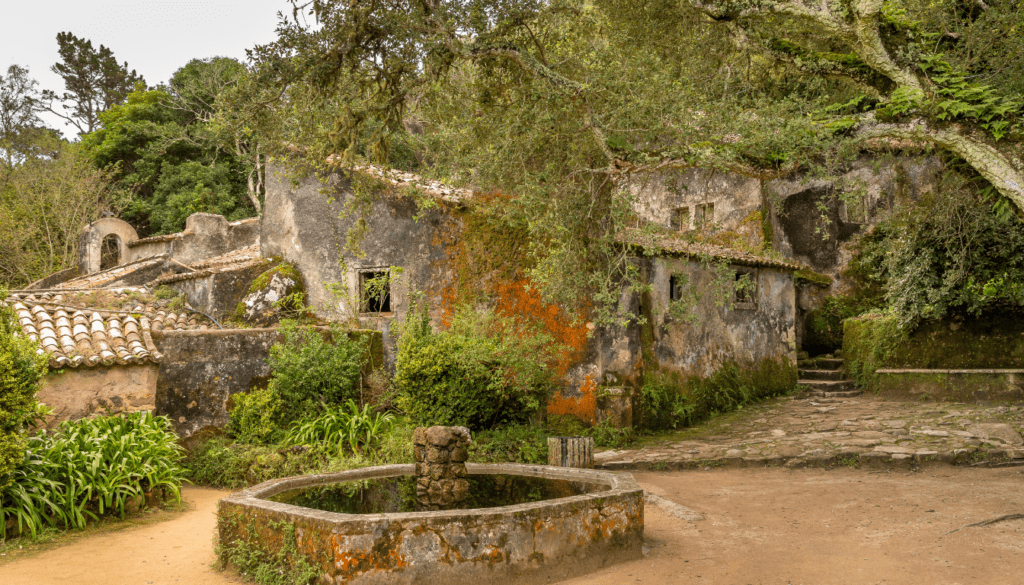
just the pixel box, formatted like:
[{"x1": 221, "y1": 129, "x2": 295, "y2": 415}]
[
  {"x1": 616, "y1": 227, "x2": 800, "y2": 271},
  {"x1": 4, "y1": 291, "x2": 208, "y2": 369}
]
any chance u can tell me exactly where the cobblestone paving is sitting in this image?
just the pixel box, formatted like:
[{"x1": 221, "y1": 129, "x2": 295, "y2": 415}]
[{"x1": 596, "y1": 393, "x2": 1024, "y2": 471}]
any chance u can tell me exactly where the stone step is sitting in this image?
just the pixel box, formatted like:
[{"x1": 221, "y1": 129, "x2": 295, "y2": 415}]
[
  {"x1": 815, "y1": 358, "x2": 844, "y2": 370},
  {"x1": 797, "y1": 379, "x2": 855, "y2": 393},
  {"x1": 798, "y1": 359, "x2": 818, "y2": 369},
  {"x1": 799, "y1": 369, "x2": 845, "y2": 381},
  {"x1": 821, "y1": 389, "x2": 863, "y2": 398}
]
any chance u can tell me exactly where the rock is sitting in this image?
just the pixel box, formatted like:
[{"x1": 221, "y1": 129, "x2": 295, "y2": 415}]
[
  {"x1": 968, "y1": 423, "x2": 1023, "y2": 446},
  {"x1": 240, "y1": 273, "x2": 299, "y2": 326},
  {"x1": 882, "y1": 420, "x2": 907, "y2": 429},
  {"x1": 916, "y1": 430, "x2": 950, "y2": 437},
  {"x1": 725, "y1": 449, "x2": 745, "y2": 458},
  {"x1": 852, "y1": 431, "x2": 889, "y2": 440},
  {"x1": 770, "y1": 429, "x2": 787, "y2": 437},
  {"x1": 874, "y1": 445, "x2": 915, "y2": 455}
]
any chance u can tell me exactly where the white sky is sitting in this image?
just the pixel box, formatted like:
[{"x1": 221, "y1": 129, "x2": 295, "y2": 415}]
[{"x1": 1, "y1": 0, "x2": 298, "y2": 138}]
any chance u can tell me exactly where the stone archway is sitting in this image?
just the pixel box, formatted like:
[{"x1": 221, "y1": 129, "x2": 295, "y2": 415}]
[{"x1": 78, "y1": 218, "x2": 139, "y2": 274}]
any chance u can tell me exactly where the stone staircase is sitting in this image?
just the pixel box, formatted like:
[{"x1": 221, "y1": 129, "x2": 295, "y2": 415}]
[{"x1": 797, "y1": 353, "x2": 862, "y2": 398}]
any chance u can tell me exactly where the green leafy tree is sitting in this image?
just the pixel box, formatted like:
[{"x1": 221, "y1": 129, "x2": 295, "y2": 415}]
[
  {"x1": 0, "y1": 289, "x2": 47, "y2": 488},
  {"x1": 82, "y1": 76, "x2": 256, "y2": 236},
  {"x1": 239, "y1": 1, "x2": 1024, "y2": 311},
  {"x1": 0, "y1": 65, "x2": 47, "y2": 169},
  {"x1": 45, "y1": 32, "x2": 145, "y2": 136},
  {"x1": 0, "y1": 140, "x2": 126, "y2": 288}
]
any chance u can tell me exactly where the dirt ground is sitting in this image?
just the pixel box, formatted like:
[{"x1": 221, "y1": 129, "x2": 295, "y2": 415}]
[{"x1": 2, "y1": 469, "x2": 1022, "y2": 585}]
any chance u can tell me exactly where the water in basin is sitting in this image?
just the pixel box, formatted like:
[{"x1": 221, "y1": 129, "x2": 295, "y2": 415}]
[{"x1": 267, "y1": 473, "x2": 609, "y2": 514}]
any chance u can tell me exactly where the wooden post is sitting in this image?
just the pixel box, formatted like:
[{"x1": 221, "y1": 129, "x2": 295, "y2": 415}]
[{"x1": 547, "y1": 436, "x2": 594, "y2": 468}]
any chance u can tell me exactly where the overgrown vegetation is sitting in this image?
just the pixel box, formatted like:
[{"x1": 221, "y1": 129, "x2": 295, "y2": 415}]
[
  {"x1": 0, "y1": 290, "x2": 46, "y2": 487},
  {"x1": 0, "y1": 412, "x2": 186, "y2": 540},
  {"x1": 637, "y1": 358, "x2": 798, "y2": 431},
  {"x1": 229, "y1": 320, "x2": 368, "y2": 444},
  {"x1": 394, "y1": 303, "x2": 560, "y2": 430},
  {"x1": 217, "y1": 517, "x2": 319, "y2": 585}
]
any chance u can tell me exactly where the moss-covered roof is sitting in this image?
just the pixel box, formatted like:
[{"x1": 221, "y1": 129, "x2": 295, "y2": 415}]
[{"x1": 616, "y1": 227, "x2": 801, "y2": 271}]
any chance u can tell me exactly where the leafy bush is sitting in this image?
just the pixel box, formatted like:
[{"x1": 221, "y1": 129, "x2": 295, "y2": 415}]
[
  {"x1": 0, "y1": 412, "x2": 186, "y2": 539},
  {"x1": 394, "y1": 304, "x2": 558, "y2": 430},
  {"x1": 804, "y1": 294, "x2": 878, "y2": 355},
  {"x1": 638, "y1": 358, "x2": 797, "y2": 431},
  {"x1": 854, "y1": 171, "x2": 1024, "y2": 328},
  {"x1": 265, "y1": 321, "x2": 367, "y2": 422},
  {"x1": 228, "y1": 321, "x2": 368, "y2": 444},
  {"x1": 0, "y1": 292, "x2": 47, "y2": 488},
  {"x1": 283, "y1": 400, "x2": 395, "y2": 455},
  {"x1": 228, "y1": 387, "x2": 285, "y2": 446},
  {"x1": 469, "y1": 424, "x2": 549, "y2": 464}
]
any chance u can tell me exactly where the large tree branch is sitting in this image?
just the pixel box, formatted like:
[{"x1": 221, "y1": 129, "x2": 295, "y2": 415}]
[
  {"x1": 857, "y1": 118, "x2": 1024, "y2": 211},
  {"x1": 689, "y1": 0, "x2": 922, "y2": 93}
]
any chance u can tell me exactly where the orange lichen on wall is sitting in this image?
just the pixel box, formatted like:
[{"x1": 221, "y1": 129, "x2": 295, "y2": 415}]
[
  {"x1": 491, "y1": 277, "x2": 589, "y2": 377},
  {"x1": 546, "y1": 375, "x2": 597, "y2": 424}
]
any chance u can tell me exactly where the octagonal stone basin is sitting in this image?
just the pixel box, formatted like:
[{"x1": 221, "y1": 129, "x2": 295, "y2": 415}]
[{"x1": 218, "y1": 463, "x2": 644, "y2": 584}]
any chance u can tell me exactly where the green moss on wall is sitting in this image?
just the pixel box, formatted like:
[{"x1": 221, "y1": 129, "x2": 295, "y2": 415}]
[{"x1": 843, "y1": 310, "x2": 1024, "y2": 390}]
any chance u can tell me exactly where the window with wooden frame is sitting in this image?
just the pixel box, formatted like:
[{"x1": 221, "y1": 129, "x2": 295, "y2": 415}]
[
  {"x1": 733, "y1": 267, "x2": 757, "y2": 310},
  {"x1": 669, "y1": 207, "x2": 690, "y2": 232},
  {"x1": 694, "y1": 202, "x2": 715, "y2": 229},
  {"x1": 359, "y1": 270, "x2": 392, "y2": 313}
]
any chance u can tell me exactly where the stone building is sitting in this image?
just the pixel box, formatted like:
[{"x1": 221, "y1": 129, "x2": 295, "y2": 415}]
[{"x1": 12, "y1": 153, "x2": 938, "y2": 431}]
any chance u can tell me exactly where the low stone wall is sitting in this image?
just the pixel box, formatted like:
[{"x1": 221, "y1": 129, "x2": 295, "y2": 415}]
[
  {"x1": 154, "y1": 327, "x2": 384, "y2": 440},
  {"x1": 38, "y1": 365, "x2": 159, "y2": 427},
  {"x1": 875, "y1": 369, "x2": 1024, "y2": 402},
  {"x1": 218, "y1": 463, "x2": 644, "y2": 585}
]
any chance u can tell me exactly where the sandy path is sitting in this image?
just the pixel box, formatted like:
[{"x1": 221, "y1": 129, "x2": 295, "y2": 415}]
[
  {"x1": 560, "y1": 467, "x2": 1024, "y2": 585},
  {"x1": 3, "y1": 468, "x2": 1022, "y2": 585},
  {"x1": 0, "y1": 487, "x2": 235, "y2": 585}
]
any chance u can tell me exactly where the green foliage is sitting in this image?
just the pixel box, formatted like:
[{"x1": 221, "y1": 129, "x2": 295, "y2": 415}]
[
  {"x1": 842, "y1": 313, "x2": 908, "y2": 390},
  {"x1": 469, "y1": 424, "x2": 549, "y2": 464},
  {"x1": 228, "y1": 321, "x2": 368, "y2": 444},
  {"x1": 0, "y1": 292, "x2": 46, "y2": 488},
  {"x1": 81, "y1": 76, "x2": 256, "y2": 236},
  {"x1": 217, "y1": 519, "x2": 319, "y2": 585},
  {"x1": 0, "y1": 412, "x2": 185, "y2": 540},
  {"x1": 394, "y1": 303, "x2": 558, "y2": 430},
  {"x1": 282, "y1": 400, "x2": 395, "y2": 455},
  {"x1": 228, "y1": 387, "x2": 285, "y2": 446},
  {"x1": 854, "y1": 170, "x2": 1024, "y2": 327},
  {"x1": 637, "y1": 358, "x2": 798, "y2": 431},
  {"x1": 804, "y1": 294, "x2": 879, "y2": 354}
]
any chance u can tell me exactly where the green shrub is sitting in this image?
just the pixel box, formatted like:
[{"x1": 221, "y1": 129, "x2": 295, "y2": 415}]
[
  {"x1": 228, "y1": 387, "x2": 285, "y2": 445},
  {"x1": 0, "y1": 292, "x2": 48, "y2": 488},
  {"x1": 283, "y1": 400, "x2": 395, "y2": 455},
  {"x1": 266, "y1": 321, "x2": 367, "y2": 422},
  {"x1": 0, "y1": 412, "x2": 186, "y2": 539},
  {"x1": 469, "y1": 424, "x2": 549, "y2": 464},
  {"x1": 228, "y1": 321, "x2": 369, "y2": 444},
  {"x1": 843, "y1": 313, "x2": 909, "y2": 390},
  {"x1": 638, "y1": 358, "x2": 797, "y2": 431},
  {"x1": 394, "y1": 304, "x2": 557, "y2": 430}
]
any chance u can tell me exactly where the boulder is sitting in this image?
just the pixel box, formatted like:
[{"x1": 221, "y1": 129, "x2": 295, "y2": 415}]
[{"x1": 239, "y1": 273, "x2": 298, "y2": 326}]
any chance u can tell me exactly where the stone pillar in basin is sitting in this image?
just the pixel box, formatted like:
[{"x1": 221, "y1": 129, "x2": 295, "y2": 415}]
[{"x1": 413, "y1": 426, "x2": 472, "y2": 510}]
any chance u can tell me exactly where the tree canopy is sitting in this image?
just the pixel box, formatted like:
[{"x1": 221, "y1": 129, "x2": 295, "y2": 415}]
[{"x1": 232, "y1": 0, "x2": 1019, "y2": 317}]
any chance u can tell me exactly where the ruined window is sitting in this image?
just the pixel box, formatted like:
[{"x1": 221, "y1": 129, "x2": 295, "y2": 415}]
[
  {"x1": 669, "y1": 274, "x2": 685, "y2": 301},
  {"x1": 694, "y1": 202, "x2": 714, "y2": 229},
  {"x1": 841, "y1": 195, "x2": 868, "y2": 223},
  {"x1": 100, "y1": 234, "x2": 120, "y2": 271},
  {"x1": 669, "y1": 207, "x2": 690, "y2": 231},
  {"x1": 733, "y1": 267, "x2": 757, "y2": 309},
  {"x1": 360, "y1": 270, "x2": 392, "y2": 313}
]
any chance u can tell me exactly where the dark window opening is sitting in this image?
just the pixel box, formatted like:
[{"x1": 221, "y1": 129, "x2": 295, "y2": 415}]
[
  {"x1": 670, "y1": 207, "x2": 690, "y2": 231},
  {"x1": 360, "y1": 271, "x2": 392, "y2": 313},
  {"x1": 669, "y1": 274, "x2": 685, "y2": 301},
  {"x1": 734, "y1": 268, "x2": 757, "y2": 307},
  {"x1": 100, "y1": 235, "x2": 120, "y2": 271},
  {"x1": 695, "y1": 202, "x2": 715, "y2": 229}
]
